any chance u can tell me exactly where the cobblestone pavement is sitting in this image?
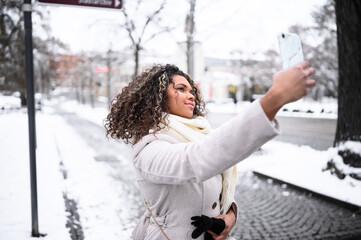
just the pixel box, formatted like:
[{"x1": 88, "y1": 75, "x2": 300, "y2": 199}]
[
  {"x1": 232, "y1": 171, "x2": 361, "y2": 240},
  {"x1": 55, "y1": 107, "x2": 361, "y2": 240}
]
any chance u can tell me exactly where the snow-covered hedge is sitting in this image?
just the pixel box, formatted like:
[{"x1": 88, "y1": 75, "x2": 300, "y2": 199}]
[
  {"x1": 323, "y1": 141, "x2": 361, "y2": 181},
  {"x1": 0, "y1": 92, "x2": 21, "y2": 110}
]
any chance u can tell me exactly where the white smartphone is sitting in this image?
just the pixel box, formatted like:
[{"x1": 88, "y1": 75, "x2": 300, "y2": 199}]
[{"x1": 277, "y1": 32, "x2": 304, "y2": 70}]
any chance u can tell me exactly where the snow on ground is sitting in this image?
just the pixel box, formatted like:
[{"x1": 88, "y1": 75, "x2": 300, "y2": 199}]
[
  {"x1": 0, "y1": 107, "x2": 134, "y2": 240},
  {"x1": 277, "y1": 97, "x2": 338, "y2": 119},
  {"x1": 238, "y1": 141, "x2": 361, "y2": 207},
  {"x1": 0, "y1": 112, "x2": 68, "y2": 240},
  {"x1": 57, "y1": 99, "x2": 108, "y2": 127},
  {"x1": 0, "y1": 96, "x2": 358, "y2": 239},
  {"x1": 49, "y1": 110, "x2": 134, "y2": 240},
  {"x1": 0, "y1": 92, "x2": 21, "y2": 110}
]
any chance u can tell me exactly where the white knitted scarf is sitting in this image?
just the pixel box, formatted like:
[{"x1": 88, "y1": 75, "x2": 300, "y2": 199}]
[{"x1": 159, "y1": 113, "x2": 237, "y2": 214}]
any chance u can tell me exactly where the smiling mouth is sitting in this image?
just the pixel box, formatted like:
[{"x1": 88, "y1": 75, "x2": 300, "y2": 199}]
[{"x1": 185, "y1": 103, "x2": 195, "y2": 109}]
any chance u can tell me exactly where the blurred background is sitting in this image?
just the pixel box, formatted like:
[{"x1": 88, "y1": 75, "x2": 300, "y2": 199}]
[
  {"x1": 2, "y1": 1, "x2": 361, "y2": 240},
  {"x1": 1, "y1": 0, "x2": 337, "y2": 109}
]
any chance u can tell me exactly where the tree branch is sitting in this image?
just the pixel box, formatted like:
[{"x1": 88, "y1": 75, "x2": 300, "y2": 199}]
[
  {"x1": 143, "y1": 26, "x2": 174, "y2": 44},
  {"x1": 121, "y1": 8, "x2": 136, "y2": 45},
  {"x1": 139, "y1": 0, "x2": 166, "y2": 41}
]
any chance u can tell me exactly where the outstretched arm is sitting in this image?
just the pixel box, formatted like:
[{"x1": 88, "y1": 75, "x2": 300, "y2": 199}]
[
  {"x1": 133, "y1": 62, "x2": 316, "y2": 184},
  {"x1": 260, "y1": 61, "x2": 316, "y2": 121}
]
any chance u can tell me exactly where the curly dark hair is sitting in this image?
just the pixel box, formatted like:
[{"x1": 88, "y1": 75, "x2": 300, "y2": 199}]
[{"x1": 104, "y1": 64, "x2": 206, "y2": 145}]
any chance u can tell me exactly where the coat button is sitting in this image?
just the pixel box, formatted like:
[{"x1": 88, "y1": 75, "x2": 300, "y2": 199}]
[{"x1": 212, "y1": 202, "x2": 217, "y2": 209}]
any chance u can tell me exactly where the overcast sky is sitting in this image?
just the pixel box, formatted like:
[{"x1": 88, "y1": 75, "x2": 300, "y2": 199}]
[{"x1": 37, "y1": 0, "x2": 327, "y2": 59}]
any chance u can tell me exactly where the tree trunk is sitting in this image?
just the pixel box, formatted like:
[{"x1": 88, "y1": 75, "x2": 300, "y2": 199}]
[
  {"x1": 186, "y1": 0, "x2": 196, "y2": 77},
  {"x1": 89, "y1": 65, "x2": 94, "y2": 108},
  {"x1": 80, "y1": 78, "x2": 85, "y2": 105},
  {"x1": 134, "y1": 44, "x2": 140, "y2": 77},
  {"x1": 20, "y1": 90, "x2": 27, "y2": 106},
  {"x1": 334, "y1": 0, "x2": 361, "y2": 145},
  {"x1": 107, "y1": 56, "x2": 112, "y2": 104}
]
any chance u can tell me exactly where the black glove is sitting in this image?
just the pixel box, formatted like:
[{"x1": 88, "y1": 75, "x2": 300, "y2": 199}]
[{"x1": 191, "y1": 215, "x2": 225, "y2": 239}]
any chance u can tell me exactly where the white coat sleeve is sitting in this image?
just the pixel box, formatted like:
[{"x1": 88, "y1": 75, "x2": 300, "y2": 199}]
[{"x1": 132, "y1": 100, "x2": 280, "y2": 184}]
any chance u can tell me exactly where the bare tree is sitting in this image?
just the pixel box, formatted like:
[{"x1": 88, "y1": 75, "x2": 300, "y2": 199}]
[
  {"x1": 324, "y1": 0, "x2": 361, "y2": 179},
  {"x1": 105, "y1": 49, "x2": 121, "y2": 104},
  {"x1": 334, "y1": 0, "x2": 361, "y2": 148},
  {"x1": 0, "y1": 1, "x2": 66, "y2": 105},
  {"x1": 34, "y1": 36, "x2": 68, "y2": 101},
  {"x1": 120, "y1": 0, "x2": 170, "y2": 77},
  {"x1": 287, "y1": 0, "x2": 338, "y2": 100},
  {"x1": 185, "y1": 0, "x2": 196, "y2": 77},
  {"x1": 0, "y1": 0, "x2": 26, "y2": 104}
]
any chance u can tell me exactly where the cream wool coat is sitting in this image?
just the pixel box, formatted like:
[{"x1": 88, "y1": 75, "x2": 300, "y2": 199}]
[{"x1": 131, "y1": 100, "x2": 280, "y2": 240}]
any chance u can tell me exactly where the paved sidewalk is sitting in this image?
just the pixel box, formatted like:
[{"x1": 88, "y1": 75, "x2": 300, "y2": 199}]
[{"x1": 232, "y1": 171, "x2": 361, "y2": 240}]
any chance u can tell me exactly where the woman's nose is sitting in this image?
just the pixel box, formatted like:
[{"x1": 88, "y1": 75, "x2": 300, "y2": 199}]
[{"x1": 188, "y1": 92, "x2": 195, "y2": 100}]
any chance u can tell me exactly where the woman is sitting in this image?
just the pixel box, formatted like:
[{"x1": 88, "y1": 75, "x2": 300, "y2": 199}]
[{"x1": 105, "y1": 63, "x2": 315, "y2": 240}]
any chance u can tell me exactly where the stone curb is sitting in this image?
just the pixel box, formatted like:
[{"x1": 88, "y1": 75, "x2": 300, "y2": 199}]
[{"x1": 252, "y1": 170, "x2": 361, "y2": 212}]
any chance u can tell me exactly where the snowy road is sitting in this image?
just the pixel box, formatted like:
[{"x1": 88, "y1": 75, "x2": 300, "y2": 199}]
[
  {"x1": 53, "y1": 106, "x2": 146, "y2": 219},
  {"x1": 207, "y1": 112, "x2": 337, "y2": 150},
  {"x1": 48, "y1": 106, "x2": 145, "y2": 239},
  {"x1": 274, "y1": 116, "x2": 337, "y2": 150}
]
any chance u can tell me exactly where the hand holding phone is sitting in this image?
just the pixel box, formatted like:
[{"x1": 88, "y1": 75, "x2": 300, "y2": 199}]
[{"x1": 277, "y1": 32, "x2": 304, "y2": 70}]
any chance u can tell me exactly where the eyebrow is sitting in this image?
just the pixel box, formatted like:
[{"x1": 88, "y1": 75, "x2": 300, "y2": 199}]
[{"x1": 174, "y1": 83, "x2": 191, "y2": 89}]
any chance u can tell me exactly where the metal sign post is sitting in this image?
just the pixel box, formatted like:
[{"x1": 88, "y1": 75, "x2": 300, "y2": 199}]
[{"x1": 23, "y1": 0, "x2": 39, "y2": 237}]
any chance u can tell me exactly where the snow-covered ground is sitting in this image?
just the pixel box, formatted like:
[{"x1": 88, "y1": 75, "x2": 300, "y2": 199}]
[
  {"x1": 0, "y1": 96, "x2": 360, "y2": 239},
  {"x1": 239, "y1": 141, "x2": 361, "y2": 206},
  {"x1": 0, "y1": 111, "x2": 69, "y2": 240},
  {"x1": 0, "y1": 92, "x2": 21, "y2": 110},
  {"x1": 0, "y1": 105, "x2": 136, "y2": 240}
]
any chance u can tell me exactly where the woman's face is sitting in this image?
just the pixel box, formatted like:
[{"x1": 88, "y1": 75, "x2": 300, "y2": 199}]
[{"x1": 166, "y1": 75, "x2": 195, "y2": 118}]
